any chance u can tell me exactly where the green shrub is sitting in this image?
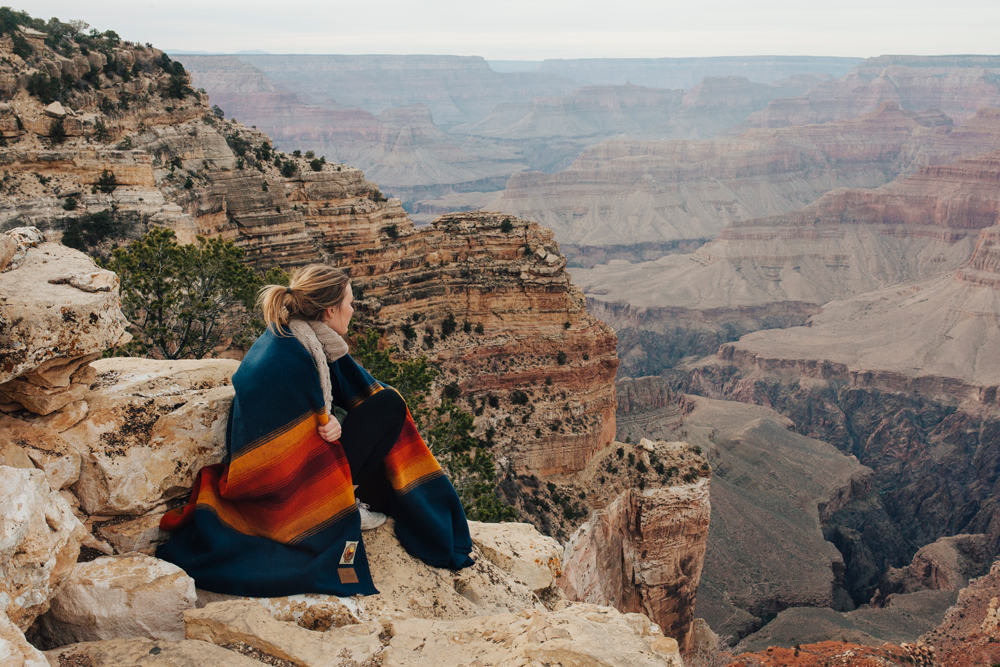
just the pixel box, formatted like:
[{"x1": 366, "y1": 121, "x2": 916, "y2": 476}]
[
  {"x1": 304, "y1": 150, "x2": 315, "y2": 159},
  {"x1": 474, "y1": 322, "x2": 484, "y2": 334},
  {"x1": 556, "y1": 351, "x2": 567, "y2": 365},
  {"x1": 500, "y1": 218, "x2": 513, "y2": 233},
  {"x1": 93, "y1": 120, "x2": 110, "y2": 142},
  {"x1": 280, "y1": 162, "x2": 297, "y2": 177},
  {"x1": 309, "y1": 158, "x2": 322, "y2": 171},
  {"x1": 101, "y1": 227, "x2": 288, "y2": 359},
  {"x1": 352, "y1": 330, "x2": 516, "y2": 522},
  {"x1": 48, "y1": 117, "x2": 67, "y2": 144},
  {"x1": 440, "y1": 313, "x2": 457, "y2": 337},
  {"x1": 26, "y1": 72, "x2": 61, "y2": 104},
  {"x1": 183, "y1": 177, "x2": 193, "y2": 189},
  {"x1": 60, "y1": 210, "x2": 123, "y2": 253},
  {"x1": 512, "y1": 390, "x2": 529, "y2": 405},
  {"x1": 95, "y1": 169, "x2": 117, "y2": 194}
]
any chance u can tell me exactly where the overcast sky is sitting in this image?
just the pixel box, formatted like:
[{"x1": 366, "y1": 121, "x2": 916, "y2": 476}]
[{"x1": 21, "y1": 0, "x2": 1000, "y2": 60}]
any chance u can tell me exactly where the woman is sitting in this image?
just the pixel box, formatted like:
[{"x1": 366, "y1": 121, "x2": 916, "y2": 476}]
[{"x1": 157, "y1": 264, "x2": 474, "y2": 598}]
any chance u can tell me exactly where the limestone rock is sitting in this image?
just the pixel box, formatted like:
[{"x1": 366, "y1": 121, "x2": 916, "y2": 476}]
[
  {"x1": 35, "y1": 554, "x2": 197, "y2": 645},
  {"x1": 96, "y1": 512, "x2": 169, "y2": 555},
  {"x1": 468, "y1": 521, "x2": 563, "y2": 594},
  {"x1": 63, "y1": 357, "x2": 238, "y2": 515},
  {"x1": 0, "y1": 415, "x2": 81, "y2": 490},
  {"x1": 0, "y1": 234, "x2": 14, "y2": 272},
  {"x1": 0, "y1": 467, "x2": 86, "y2": 629},
  {"x1": 0, "y1": 240, "x2": 129, "y2": 413},
  {"x1": 0, "y1": 227, "x2": 43, "y2": 275},
  {"x1": 42, "y1": 102, "x2": 66, "y2": 119},
  {"x1": 45, "y1": 638, "x2": 264, "y2": 667},
  {"x1": 0, "y1": 610, "x2": 47, "y2": 667},
  {"x1": 185, "y1": 601, "x2": 383, "y2": 666},
  {"x1": 559, "y1": 440, "x2": 712, "y2": 653}
]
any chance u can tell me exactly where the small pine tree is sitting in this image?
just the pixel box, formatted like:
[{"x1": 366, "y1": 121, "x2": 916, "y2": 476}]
[
  {"x1": 49, "y1": 117, "x2": 67, "y2": 145},
  {"x1": 96, "y1": 169, "x2": 117, "y2": 194}
]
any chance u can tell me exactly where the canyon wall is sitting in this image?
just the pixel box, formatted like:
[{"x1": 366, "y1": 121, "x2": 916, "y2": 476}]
[
  {"x1": 572, "y1": 128, "x2": 1000, "y2": 377},
  {"x1": 180, "y1": 55, "x2": 848, "y2": 222},
  {"x1": 490, "y1": 103, "x2": 1000, "y2": 266},
  {"x1": 736, "y1": 54, "x2": 1000, "y2": 131},
  {"x1": 534, "y1": 55, "x2": 862, "y2": 89}
]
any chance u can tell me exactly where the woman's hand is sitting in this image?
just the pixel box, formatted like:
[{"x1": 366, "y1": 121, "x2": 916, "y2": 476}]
[{"x1": 318, "y1": 419, "x2": 342, "y2": 442}]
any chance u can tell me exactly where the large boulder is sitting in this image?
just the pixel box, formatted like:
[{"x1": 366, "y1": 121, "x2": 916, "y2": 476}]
[
  {"x1": 384, "y1": 604, "x2": 683, "y2": 667},
  {"x1": 0, "y1": 233, "x2": 130, "y2": 414},
  {"x1": 62, "y1": 357, "x2": 238, "y2": 515},
  {"x1": 0, "y1": 467, "x2": 86, "y2": 629},
  {"x1": 468, "y1": 520, "x2": 563, "y2": 595},
  {"x1": 34, "y1": 554, "x2": 197, "y2": 646},
  {"x1": 0, "y1": 611, "x2": 47, "y2": 667}
]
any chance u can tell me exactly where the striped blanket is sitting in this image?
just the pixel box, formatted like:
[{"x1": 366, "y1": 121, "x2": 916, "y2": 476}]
[{"x1": 156, "y1": 327, "x2": 473, "y2": 597}]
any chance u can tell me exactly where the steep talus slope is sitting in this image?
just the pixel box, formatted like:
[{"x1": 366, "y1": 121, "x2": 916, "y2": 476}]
[
  {"x1": 575, "y1": 139, "x2": 1000, "y2": 377},
  {"x1": 490, "y1": 103, "x2": 1000, "y2": 266},
  {"x1": 736, "y1": 54, "x2": 1000, "y2": 131}
]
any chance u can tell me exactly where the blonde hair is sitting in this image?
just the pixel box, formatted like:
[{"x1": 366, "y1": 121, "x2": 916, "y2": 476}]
[{"x1": 258, "y1": 264, "x2": 350, "y2": 335}]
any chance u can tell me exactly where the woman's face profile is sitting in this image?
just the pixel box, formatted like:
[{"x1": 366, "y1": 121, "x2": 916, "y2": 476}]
[{"x1": 322, "y1": 282, "x2": 354, "y2": 335}]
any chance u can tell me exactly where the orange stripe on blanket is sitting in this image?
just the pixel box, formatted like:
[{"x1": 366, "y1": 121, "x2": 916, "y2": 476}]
[
  {"x1": 226, "y1": 412, "x2": 329, "y2": 490},
  {"x1": 384, "y1": 416, "x2": 443, "y2": 493},
  {"x1": 198, "y1": 456, "x2": 357, "y2": 543}
]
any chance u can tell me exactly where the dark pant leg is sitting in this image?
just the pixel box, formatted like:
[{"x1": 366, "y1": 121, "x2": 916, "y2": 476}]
[{"x1": 339, "y1": 389, "x2": 407, "y2": 485}]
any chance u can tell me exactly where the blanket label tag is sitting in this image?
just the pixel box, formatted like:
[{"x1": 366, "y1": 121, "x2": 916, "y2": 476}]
[
  {"x1": 339, "y1": 540, "x2": 359, "y2": 565},
  {"x1": 338, "y1": 567, "x2": 359, "y2": 584}
]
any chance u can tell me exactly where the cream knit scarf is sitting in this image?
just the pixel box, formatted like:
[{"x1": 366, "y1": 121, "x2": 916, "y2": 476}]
[{"x1": 287, "y1": 318, "x2": 349, "y2": 418}]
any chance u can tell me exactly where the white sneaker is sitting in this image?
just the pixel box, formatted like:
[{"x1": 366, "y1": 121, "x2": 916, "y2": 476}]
[{"x1": 356, "y1": 499, "x2": 387, "y2": 531}]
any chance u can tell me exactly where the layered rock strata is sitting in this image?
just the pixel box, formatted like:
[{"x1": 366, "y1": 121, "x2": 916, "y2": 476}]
[
  {"x1": 615, "y1": 391, "x2": 899, "y2": 642},
  {"x1": 558, "y1": 439, "x2": 711, "y2": 652},
  {"x1": 574, "y1": 138, "x2": 1000, "y2": 377},
  {"x1": 672, "y1": 219, "x2": 1000, "y2": 609},
  {"x1": 490, "y1": 104, "x2": 1000, "y2": 265},
  {"x1": 737, "y1": 54, "x2": 1000, "y2": 131},
  {"x1": 344, "y1": 211, "x2": 620, "y2": 478}
]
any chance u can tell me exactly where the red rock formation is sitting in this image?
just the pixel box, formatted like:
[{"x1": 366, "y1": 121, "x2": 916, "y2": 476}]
[
  {"x1": 731, "y1": 641, "x2": 941, "y2": 667},
  {"x1": 921, "y1": 559, "x2": 1000, "y2": 666}
]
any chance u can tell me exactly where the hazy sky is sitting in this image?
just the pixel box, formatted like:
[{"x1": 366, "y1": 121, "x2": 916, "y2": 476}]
[{"x1": 22, "y1": 0, "x2": 1000, "y2": 60}]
